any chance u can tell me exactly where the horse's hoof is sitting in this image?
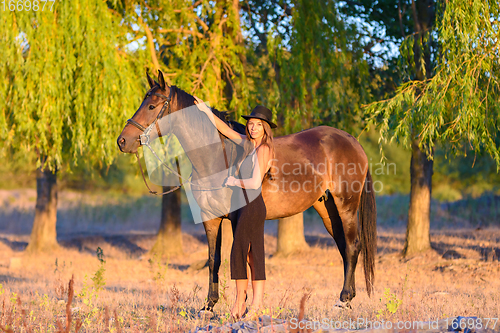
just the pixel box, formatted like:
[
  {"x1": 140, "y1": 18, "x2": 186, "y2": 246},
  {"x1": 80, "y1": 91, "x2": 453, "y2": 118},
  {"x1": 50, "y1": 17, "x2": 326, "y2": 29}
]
[
  {"x1": 198, "y1": 309, "x2": 214, "y2": 319},
  {"x1": 333, "y1": 300, "x2": 352, "y2": 310}
]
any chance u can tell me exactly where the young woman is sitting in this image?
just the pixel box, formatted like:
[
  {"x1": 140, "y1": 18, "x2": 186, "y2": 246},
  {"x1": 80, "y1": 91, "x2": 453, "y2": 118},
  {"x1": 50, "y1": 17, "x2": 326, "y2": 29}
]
[{"x1": 194, "y1": 96, "x2": 276, "y2": 319}]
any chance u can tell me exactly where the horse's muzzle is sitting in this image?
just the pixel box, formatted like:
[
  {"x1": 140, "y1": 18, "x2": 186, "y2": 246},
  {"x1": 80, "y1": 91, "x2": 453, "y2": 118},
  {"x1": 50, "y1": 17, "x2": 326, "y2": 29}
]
[{"x1": 116, "y1": 135, "x2": 138, "y2": 153}]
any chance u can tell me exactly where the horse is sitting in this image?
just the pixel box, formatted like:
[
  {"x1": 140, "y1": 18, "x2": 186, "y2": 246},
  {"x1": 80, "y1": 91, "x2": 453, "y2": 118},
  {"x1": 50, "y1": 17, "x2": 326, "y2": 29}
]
[{"x1": 117, "y1": 70, "x2": 377, "y2": 313}]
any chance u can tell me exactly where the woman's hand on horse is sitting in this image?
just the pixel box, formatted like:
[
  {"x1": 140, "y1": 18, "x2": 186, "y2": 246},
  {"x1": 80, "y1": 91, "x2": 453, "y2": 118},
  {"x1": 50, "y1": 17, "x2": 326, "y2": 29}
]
[
  {"x1": 194, "y1": 95, "x2": 245, "y2": 143},
  {"x1": 194, "y1": 96, "x2": 211, "y2": 115}
]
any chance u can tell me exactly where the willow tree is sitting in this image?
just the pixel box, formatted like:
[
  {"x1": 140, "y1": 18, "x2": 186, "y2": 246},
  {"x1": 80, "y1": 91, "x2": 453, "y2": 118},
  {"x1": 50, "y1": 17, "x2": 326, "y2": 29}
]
[
  {"x1": 113, "y1": 0, "x2": 250, "y2": 257},
  {"x1": 0, "y1": 0, "x2": 142, "y2": 252},
  {"x1": 365, "y1": 0, "x2": 500, "y2": 256},
  {"x1": 269, "y1": 0, "x2": 370, "y2": 133},
  {"x1": 245, "y1": 0, "x2": 371, "y2": 255}
]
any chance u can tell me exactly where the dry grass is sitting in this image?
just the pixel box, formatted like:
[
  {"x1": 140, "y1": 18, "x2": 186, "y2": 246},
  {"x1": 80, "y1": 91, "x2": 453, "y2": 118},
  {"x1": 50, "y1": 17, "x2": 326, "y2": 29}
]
[
  {"x1": 1, "y1": 229, "x2": 499, "y2": 332},
  {"x1": 1, "y1": 190, "x2": 500, "y2": 332}
]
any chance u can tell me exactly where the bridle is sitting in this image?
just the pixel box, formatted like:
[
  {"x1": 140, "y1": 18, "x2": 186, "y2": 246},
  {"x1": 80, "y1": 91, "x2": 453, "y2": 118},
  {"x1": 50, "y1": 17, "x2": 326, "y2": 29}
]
[
  {"x1": 127, "y1": 87, "x2": 174, "y2": 147},
  {"x1": 127, "y1": 87, "x2": 178, "y2": 195},
  {"x1": 126, "y1": 86, "x2": 226, "y2": 195}
]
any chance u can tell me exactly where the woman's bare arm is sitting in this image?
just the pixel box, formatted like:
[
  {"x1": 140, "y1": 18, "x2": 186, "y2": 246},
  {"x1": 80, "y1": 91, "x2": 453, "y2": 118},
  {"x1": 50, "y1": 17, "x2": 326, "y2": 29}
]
[{"x1": 194, "y1": 96, "x2": 246, "y2": 143}]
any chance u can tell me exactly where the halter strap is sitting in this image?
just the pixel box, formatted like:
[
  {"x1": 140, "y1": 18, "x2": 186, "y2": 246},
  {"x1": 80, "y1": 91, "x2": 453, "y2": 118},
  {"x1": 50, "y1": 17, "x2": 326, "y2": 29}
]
[
  {"x1": 126, "y1": 87, "x2": 174, "y2": 136},
  {"x1": 127, "y1": 118, "x2": 147, "y2": 132}
]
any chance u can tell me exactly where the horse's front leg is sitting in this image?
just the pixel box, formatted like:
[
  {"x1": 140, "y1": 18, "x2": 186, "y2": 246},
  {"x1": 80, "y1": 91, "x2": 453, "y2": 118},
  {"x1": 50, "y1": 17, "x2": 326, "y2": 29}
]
[{"x1": 200, "y1": 217, "x2": 224, "y2": 315}]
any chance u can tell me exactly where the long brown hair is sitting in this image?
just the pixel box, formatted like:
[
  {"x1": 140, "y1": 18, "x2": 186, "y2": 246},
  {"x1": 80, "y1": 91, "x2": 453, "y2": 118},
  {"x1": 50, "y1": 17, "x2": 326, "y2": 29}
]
[{"x1": 245, "y1": 119, "x2": 275, "y2": 178}]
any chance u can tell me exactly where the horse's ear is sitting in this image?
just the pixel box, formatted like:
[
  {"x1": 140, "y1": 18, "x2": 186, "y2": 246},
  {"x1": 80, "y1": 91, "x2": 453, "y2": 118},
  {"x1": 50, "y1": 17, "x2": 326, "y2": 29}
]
[
  {"x1": 158, "y1": 70, "x2": 167, "y2": 91},
  {"x1": 146, "y1": 70, "x2": 155, "y2": 88}
]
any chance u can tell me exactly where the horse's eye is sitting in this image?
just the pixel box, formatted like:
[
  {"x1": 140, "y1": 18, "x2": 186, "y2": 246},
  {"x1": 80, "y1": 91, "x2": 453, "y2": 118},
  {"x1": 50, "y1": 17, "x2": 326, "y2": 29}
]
[{"x1": 149, "y1": 105, "x2": 155, "y2": 110}]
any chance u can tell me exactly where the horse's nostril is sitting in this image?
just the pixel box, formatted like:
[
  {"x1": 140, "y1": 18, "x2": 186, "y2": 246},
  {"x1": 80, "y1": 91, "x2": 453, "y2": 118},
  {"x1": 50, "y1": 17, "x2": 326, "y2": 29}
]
[{"x1": 118, "y1": 137, "x2": 126, "y2": 148}]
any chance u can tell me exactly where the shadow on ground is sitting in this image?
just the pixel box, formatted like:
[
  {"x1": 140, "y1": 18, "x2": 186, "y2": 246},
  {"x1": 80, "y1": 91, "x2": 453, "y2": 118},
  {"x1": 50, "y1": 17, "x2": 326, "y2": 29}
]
[{"x1": 0, "y1": 237, "x2": 28, "y2": 251}]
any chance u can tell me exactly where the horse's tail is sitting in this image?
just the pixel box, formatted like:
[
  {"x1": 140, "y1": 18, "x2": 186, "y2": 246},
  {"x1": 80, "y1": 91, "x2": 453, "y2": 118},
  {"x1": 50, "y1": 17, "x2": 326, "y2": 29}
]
[{"x1": 359, "y1": 169, "x2": 377, "y2": 297}]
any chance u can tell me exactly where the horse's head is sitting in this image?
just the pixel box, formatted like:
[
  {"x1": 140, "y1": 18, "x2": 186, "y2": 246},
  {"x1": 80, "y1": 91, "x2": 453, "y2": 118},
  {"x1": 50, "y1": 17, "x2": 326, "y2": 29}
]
[{"x1": 117, "y1": 70, "x2": 173, "y2": 153}]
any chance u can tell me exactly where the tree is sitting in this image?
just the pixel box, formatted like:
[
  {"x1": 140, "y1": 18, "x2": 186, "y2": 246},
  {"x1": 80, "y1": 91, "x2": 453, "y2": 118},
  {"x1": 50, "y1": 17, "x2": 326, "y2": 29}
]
[
  {"x1": 275, "y1": 213, "x2": 309, "y2": 256},
  {"x1": 150, "y1": 186, "x2": 184, "y2": 256},
  {"x1": 0, "y1": 0, "x2": 142, "y2": 252},
  {"x1": 363, "y1": 0, "x2": 500, "y2": 256}
]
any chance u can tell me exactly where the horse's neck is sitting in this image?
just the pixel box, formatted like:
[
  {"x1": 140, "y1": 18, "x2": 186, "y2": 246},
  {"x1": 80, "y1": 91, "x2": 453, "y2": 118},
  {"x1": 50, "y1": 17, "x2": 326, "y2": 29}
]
[
  {"x1": 171, "y1": 107, "x2": 225, "y2": 176},
  {"x1": 173, "y1": 108, "x2": 220, "y2": 150}
]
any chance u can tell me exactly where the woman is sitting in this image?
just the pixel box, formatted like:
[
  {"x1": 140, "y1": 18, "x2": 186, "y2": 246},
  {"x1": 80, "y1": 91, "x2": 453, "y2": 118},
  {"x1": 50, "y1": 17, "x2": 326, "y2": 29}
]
[{"x1": 194, "y1": 96, "x2": 276, "y2": 319}]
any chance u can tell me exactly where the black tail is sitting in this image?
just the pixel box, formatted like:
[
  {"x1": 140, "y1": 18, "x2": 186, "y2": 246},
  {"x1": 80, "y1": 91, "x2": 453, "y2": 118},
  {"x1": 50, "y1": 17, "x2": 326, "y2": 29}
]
[{"x1": 359, "y1": 170, "x2": 377, "y2": 297}]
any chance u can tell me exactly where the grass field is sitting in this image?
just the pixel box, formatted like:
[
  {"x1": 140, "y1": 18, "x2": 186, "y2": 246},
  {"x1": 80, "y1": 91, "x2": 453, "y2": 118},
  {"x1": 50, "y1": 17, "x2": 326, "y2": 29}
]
[{"x1": 0, "y1": 190, "x2": 499, "y2": 332}]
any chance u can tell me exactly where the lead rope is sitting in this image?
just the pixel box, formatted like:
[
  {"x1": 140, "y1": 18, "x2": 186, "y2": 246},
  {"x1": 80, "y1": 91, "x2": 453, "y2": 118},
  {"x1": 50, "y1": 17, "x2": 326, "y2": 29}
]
[
  {"x1": 135, "y1": 151, "x2": 181, "y2": 195},
  {"x1": 141, "y1": 140, "x2": 226, "y2": 191}
]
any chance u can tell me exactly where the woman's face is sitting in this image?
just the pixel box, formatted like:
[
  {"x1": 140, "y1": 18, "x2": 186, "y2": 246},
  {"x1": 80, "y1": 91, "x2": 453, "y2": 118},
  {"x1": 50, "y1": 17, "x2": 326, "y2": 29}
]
[{"x1": 247, "y1": 118, "x2": 264, "y2": 140}]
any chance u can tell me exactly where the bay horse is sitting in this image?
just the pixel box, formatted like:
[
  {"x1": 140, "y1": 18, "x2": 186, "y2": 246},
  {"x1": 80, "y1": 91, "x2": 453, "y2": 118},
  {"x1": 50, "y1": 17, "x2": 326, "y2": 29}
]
[{"x1": 117, "y1": 71, "x2": 377, "y2": 313}]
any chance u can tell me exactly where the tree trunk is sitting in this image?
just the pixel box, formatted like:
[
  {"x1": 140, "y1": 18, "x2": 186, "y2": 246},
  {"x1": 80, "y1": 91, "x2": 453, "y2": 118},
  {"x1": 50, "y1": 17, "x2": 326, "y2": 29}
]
[
  {"x1": 402, "y1": 0, "x2": 435, "y2": 258},
  {"x1": 150, "y1": 187, "x2": 183, "y2": 257},
  {"x1": 275, "y1": 213, "x2": 309, "y2": 256},
  {"x1": 220, "y1": 218, "x2": 233, "y2": 278},
  {"x1": 26, "y1": 166, "x2": 59, "y2": 253},
  {"x1": 403, "y1": 140, "x2": 433, "y2": 257}
]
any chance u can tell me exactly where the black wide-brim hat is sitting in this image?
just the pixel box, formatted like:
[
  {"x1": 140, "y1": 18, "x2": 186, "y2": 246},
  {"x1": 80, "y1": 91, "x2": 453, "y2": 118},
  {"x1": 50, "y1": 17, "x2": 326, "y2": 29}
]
[{"x1": 241, "y1": 105, "x2": 277, "y2": 128}]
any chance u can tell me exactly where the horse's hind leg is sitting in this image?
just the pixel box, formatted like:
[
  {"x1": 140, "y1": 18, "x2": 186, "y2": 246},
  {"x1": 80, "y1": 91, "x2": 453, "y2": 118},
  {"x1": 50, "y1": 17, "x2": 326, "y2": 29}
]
[
  {"x1": 201, "y1": 217, "x2": 224, "y2": 315},
  {"x1": 313, "y1": 192, "x2": 361, "y2": 308}
]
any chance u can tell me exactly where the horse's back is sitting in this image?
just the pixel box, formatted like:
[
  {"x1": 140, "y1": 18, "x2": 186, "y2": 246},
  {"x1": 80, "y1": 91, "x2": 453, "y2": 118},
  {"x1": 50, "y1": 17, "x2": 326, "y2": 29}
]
[
  {"x1": 262, "y1": 126, "x2": 367, "y2": 219},
  {"x1": 274, "y1": 126, "x2": 367, "y2": 167}
]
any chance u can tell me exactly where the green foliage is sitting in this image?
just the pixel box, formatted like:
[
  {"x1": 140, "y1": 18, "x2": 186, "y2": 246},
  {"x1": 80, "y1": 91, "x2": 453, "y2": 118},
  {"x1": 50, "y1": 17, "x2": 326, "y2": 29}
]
[
  {"x1": 0, "y1": 0, "x2": 143, "y2": 171},
  {"x1": 376, "y1": 288, "x2": 402, "y2": 318},
  {"x1": 148, "y1": 253, "x2": 169, "y2": 291},
  {"x1": 77, "y1": 275, "x2": 101, "y2": 326},
  {"x1": 339, "y1": 0, "x2": 415, "y2": 49},
  {"x1": 359, "y1": 129, "x2": 411, "y2": 194},
  {"x1": 36, "y1": 292, "x2": 51, "y2": 311},
  {"x1": 92, "y1": 247, "x2": 106, "y2": 292},
  {"x1": 433, "y1": 146, "x2": 500, "y2": 200},
  {"x1": 377, "y1": 268, "x2": 409, "y2": 319},
  {"x1": 113, "y1": 0, "x2": 250, "y2": 114},
  {"x1": 264, "y1": 0, "x2": 371, "y2": 134},
  {"x1": 10, "y1": 292, "x2": 18, "y2": 304},
  {"x1": 365, "y1": 0, "x2": 500, "y2": 166},
  {"x1": 77, "y1": 247, "x2": 107, "y2": 326},
  {"x1": 360, "y1": 128, "x2": 500, "y2": 199}
]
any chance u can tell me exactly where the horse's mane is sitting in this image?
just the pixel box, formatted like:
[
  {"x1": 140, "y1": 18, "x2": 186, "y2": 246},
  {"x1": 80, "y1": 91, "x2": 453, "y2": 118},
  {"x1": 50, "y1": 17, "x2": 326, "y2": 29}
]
[{"x1": 171, "y1": 86, "x2": 246, "y2": 135}]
